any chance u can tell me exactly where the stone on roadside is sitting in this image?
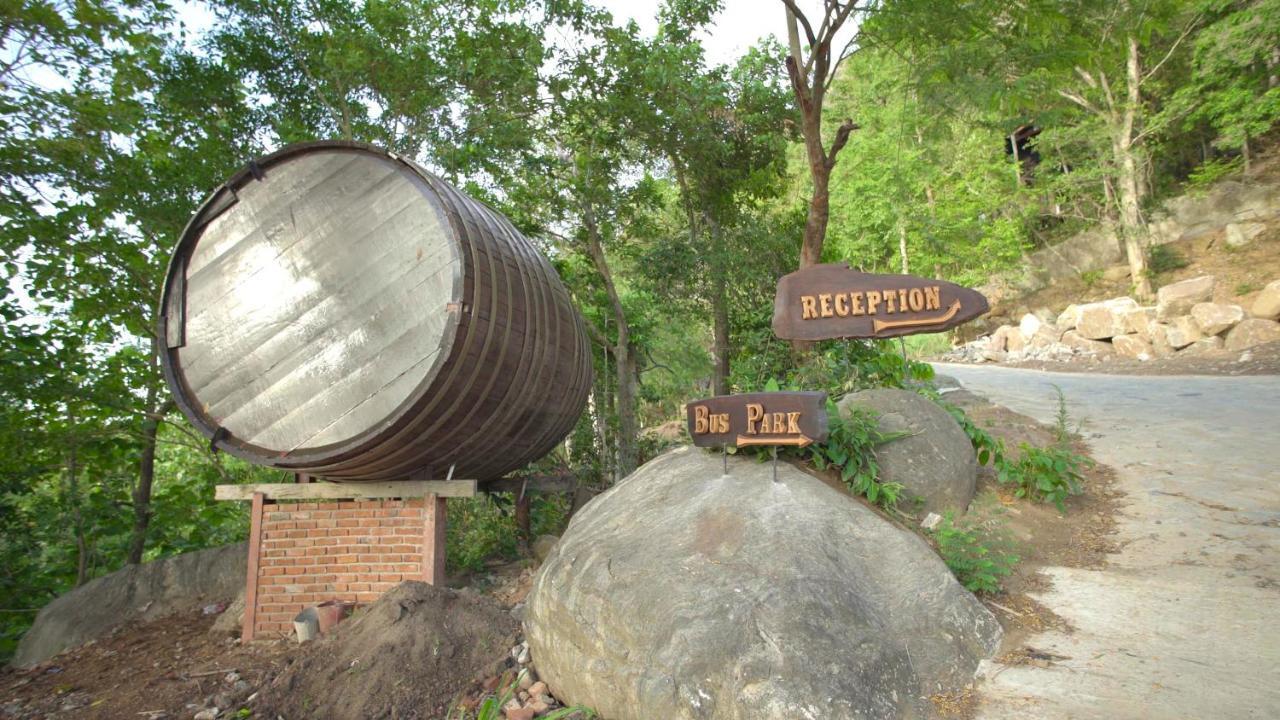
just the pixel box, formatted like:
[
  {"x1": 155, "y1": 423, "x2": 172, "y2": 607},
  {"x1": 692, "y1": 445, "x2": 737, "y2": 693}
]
[
  {"x1": 1225, "y1": 222, "x2": 1265, "y2": 248},
  {"x1": 1224, "y1": 318, "x2": 1280, "y2": 351},
  {"x1": 1062, "y1": 330, "x2": 1116, "y2": 356},
  {"x1": 1190, "y1": 302, "x2": 1245, "y2": 336},
  {"x1": 1018, "y1": 313, "x2": 1042, "y2": 339},
  {"x1": 1147, "y1": 325, "x2": 1177, "y2": 358},
  {"x1": 1179, "y1": 336, "x2": 1225, "y2": 356},
  {"x1": 1111, "y1": 334, "x2": 1152, "y2": 360},
  {"x1": 1005, "y1": 328, "x2": 1026, "y2": 354},
  {"x1": 1056, "y1": 304, "x2": 1082, "y2": 330},
  {"x1": 524, "y1": 448, "x2": 1001, "y2": 720},
  {"x1": 1251, "y1": 280, "x2": 1280, "y2": 320},
  {"x1": 1120, "y1": 306, "x2": 1156, "y2": 337},
  {"x1": 837, "y1": 389, "x2": 977, "y2": 514},
  {"x1": 988, "y1": 325, "x2": 1015, "y2": 353},
  {"x1": 1156, "y1": 275, "x2": 1215, "y2": 320},
  {"x1": 1076, "y1": 297, "x2": 1139, "y2": 339},
  {"x1": 1164, "y1": 316, "x2": 1203, "y2": 349},
  {"x1": 1027, "y1": 325, "x2": 1065, "y2": 351}
]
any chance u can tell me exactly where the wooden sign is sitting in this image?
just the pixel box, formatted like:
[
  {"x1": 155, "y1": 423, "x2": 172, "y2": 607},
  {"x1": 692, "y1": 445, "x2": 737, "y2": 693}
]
[
  {"x1": 772, "y1": 263, "x2": 989, "y2": 341},
  {"x1": 686, "y1": 392, "x2": 828, "y2": 448}
]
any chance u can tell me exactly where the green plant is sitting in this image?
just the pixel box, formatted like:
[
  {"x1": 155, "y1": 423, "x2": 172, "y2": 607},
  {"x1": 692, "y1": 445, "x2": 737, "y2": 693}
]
[
  {"x1": 997, "y1": 443, "x2": 1089, "y2": 512},
  {"x1": 1147, "y1": 244, "x2": 1189, "y2": 276},
  {"x1": 929, "y1": 511, "x2": 1018, "y2": 594},
  {"x1": 804, "y1": 400, "x2": 907, "y2": 510},
  {"x1": 940, "y1": 401, "x2": 1006, "y2": 468},
  {"x1": 1186, "y1": 157, "x2": 1243, "y2": 189},
  {"x1": 1051, "y1": 384, "x2": 1075, "y2": 447},
  {"x1": 1080, "y1": 268, "x2": 1103, "y2": 288},
  {"x1": 1235, "y1": 281, "x2": 1260, "y2": 295}
]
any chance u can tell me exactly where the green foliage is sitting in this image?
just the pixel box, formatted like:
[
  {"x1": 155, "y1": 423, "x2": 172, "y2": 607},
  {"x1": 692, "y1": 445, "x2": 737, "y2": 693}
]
[
  {"x1": 1080, "y1": 269, "x2": 1104, "y2": 288},
  {"x1": 1186, "y1": 157, "x2": 1243, "y2": 189},
  {"x1": 450, "y1": 678, "x2": 596, "y2": 720},
  {"x1": 1148, "y1": 244, "x2": 1190, "y2": 275},
  {"x1": 1236, "y1": 281, "x2": 1260, "y2": 295},
  {"x1": 997, "y1": 444, "x2": 1090, "y2": 513},
  {"x1": 803, "y1": 400, "x2": 907, "y2": 511},
  {"x1": 928, "y1": 511, "x2": 1018, "y2": 594}
]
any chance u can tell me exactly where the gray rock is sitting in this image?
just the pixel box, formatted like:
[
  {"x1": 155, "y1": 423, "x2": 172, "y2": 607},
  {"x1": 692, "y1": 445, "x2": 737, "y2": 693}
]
[
  {"x1": 208, "y1": 590, "x2": 245, "y2": 637},
  {"x1": 1062, "y1": 330, "x2": 1116, "y2": 356},
  {"x1": 1224, "y1": 318, "x2": 1280, "y2": 351},
  {"x1": 1190, "y1": 302, "x2": 1245, "y2": 336},
  {"x1": 525, "y1": 448, "x2": 1001, "y2": 720},
  {"x1": 1111, "y1": 334, "x2": 1152, "y2": 360},
  {"x1": 1251, "y1": 280, "x2": 1280, "y2": 320},
  {"x1": 1225, "y1": 222, "x2": 1265, "y2": 248},
  {"x1": 838, "y1": 389, "x2": 977, "y2": 514},
  {"x1": 1164, "y1": 316, "x2": 1204, "y2": 349},
  {"x1": 531, "y1": 535, "x2": 560, "y2": 563},
  {"x1": 14, "y1": 543, "x2": 246, "y2": 668},
  {"x1": 1156, "y1": 276, "x2": 1215, "y2": 320},
  {"x1": 1056, "y1": 304, "x2": 1082, "y2": 330},
  {"x1": 1018, "y1": 313, "x2": 1042, "y2": 339},
  {"x1": 1077, "y1": 297, "x2": 1139, "y2": 339},
  {"x1": 1179, "y1": 336, "x2": 1225, "y2": 356},
  {"x1": 1120, "y1": 306, "x2": 1156, "y2": 337}
]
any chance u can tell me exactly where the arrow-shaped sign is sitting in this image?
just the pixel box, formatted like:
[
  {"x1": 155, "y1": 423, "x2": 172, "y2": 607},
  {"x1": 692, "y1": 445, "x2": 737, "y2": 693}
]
[
  {"x1": 735, "y1": 434, "x2": 814, "y2": 448},
  {"x1": 872, "y1": 299, "x2": 962, "y2": 333}
]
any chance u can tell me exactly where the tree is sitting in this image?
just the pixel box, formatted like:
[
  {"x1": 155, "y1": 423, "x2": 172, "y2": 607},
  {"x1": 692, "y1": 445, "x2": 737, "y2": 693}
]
[{"x1": 780, "y1": 0, "x2": 865, "y2": 269}]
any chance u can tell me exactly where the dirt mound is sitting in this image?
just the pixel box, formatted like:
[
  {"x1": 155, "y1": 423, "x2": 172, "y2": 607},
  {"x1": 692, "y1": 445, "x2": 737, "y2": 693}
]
[{"x1": 256, "y1": 581, "x2": 518, "y2": 720}]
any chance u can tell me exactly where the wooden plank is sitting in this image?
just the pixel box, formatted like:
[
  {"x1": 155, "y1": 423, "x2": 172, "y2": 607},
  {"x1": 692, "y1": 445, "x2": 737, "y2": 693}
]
[
  {"x1": 214, "y1": 480, "x2": 476, "y2": 501},
  {"x1": 772, "y1": 263, "x2": 989, "y2": 340},
  {"x1": 480, "y1": 474, "x2": 577, "y2": 494},
  {"x1": 422, "y1": 494, "x2": 447, "y2": 586},
  {"x1": 687, "y1": 392, "x2": 829, "y2": 448},
  {"x1": 242, "y1": 492, "x2": 265, "y2": 642}
]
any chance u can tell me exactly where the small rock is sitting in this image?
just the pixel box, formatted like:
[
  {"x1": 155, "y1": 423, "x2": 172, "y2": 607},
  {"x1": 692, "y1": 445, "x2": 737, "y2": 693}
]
[
  {"x1": 1190, "y1": 302, "x2": 1245, "y2": 336},
  {"x1": 1018, "y1": 313, "x2": 1041, "y2": 339},
  {"x1": 518, "y1": 691, "x2": 529, "y2": 702},
  {"x1": 516, "y1": 645, "x2": 530, "y2": 665},
  {"x1": 920, "y1": 513, "x2": 943, "y2": 531},
  {"x1": 528, "y1": 681, "x2": 548, "y2": 698},
  {"x1": 1251, "y1": 280, "x2": 1280, "y2": 320},
  {"x1": 223, "y1": 672, "x2": 240, "y2": 685},
  {"x1": 1225, "y1": 222, "x2": 1265, "y2": 248},
  {"x1": 1156, "y1": 275, "x2": 1215, "y2": 320},
  {"x1": 503, "y1": 706, "x2": 536, "y2": 720},
  {"x1": 193, "y1": 709, "x2": 218, "y2": 720},
  {"x1": 1224, "y1": 318, "x2": 1280, "y2": 351},
  {"x1": 527, "y1": 698, "x2": 551, "y2": 714}
]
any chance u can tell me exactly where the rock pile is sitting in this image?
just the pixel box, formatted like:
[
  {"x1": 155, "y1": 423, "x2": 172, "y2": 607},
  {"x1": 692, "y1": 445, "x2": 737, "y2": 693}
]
[{"x1": 947, "y1": 275, "x2": 1280, "y2": 363}]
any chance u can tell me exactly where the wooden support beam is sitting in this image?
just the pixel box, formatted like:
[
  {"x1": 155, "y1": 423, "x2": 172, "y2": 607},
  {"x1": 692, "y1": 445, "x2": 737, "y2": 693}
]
[
  {"x1": 242, "y1": 492, "x2": 265, "y2": 643},
  {"x1": 215, "y1": 480, "x2": 477, "y2": 501},
  {"x1": 423, "y1": 494, "x2": 447, "y2": 586},
  {"x1": 480, "y1": 474, "x2": 577, "y2": 495}
]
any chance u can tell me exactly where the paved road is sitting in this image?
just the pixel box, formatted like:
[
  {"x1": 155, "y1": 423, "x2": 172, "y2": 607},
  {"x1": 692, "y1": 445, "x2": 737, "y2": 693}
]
[{"x1": 932, "y1": 364, "x2": 1280, "y2": 720}]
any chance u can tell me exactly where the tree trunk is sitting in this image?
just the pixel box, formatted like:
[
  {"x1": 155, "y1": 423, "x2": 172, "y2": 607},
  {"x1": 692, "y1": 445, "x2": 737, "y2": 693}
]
[
  {"x1": 1116, "y1": 36, "x2": 1151, "y2": 299},
  {"x1": 613, "y1": 347, "x2": 638, "y2": 479},
  {"x1": 1243, "y1": 133, "x2": 1251, "y2": 174},
  {"x1": 127, "y1": 388, "x2": 166, "y2": 565},
  {"x1": 898, "y1": 223, "x2": 909, "y2": 274},
  {"x1": 64, "y1": 407, "x2": 89, "y2": 587}
]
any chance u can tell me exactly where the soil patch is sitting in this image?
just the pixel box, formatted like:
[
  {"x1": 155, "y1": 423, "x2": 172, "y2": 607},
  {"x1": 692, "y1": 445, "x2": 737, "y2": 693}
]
[
  {"x1": 254, "y1": 582, "x2": 518, "y2": 720},
  {"x1": 0, "y1": 610, "x2": 291, "y2": 719},
  {"x1": 937, "y1": 386, "x2": 1122, "y2": 656}
]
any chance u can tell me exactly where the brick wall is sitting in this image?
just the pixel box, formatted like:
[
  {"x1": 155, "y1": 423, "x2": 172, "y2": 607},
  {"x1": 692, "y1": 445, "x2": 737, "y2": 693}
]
[{"x1": 249, "y1": 499, "x2": 430, "y2": 638}]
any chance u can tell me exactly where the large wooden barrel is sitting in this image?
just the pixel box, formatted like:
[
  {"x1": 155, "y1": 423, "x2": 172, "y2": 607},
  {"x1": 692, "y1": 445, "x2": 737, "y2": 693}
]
[{"x1": 159, "y1": 141, "x2": 592, "y2": 481}]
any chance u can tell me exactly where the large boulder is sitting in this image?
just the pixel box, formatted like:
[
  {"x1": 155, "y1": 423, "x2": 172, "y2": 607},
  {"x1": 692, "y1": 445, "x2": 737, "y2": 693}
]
[
  {"x1": 1164, "y1": 315, "x2": 1204, "y2": 349},
  {"x1": 1076, "y1": 297, "x2": 1139, "y2": 339},
  {"x1": 838, "y1": 389, "x2": 977, "y2": 514},
  {"x1": 1224, "y1": 318, "x2": 1280, "y2": 351},
  {"x1": 1111, "y1": 334, "x2": 1152, "y2": 360},
  {"x1": 1062, "y1": 330, "x2": 1116, "y2": 357},
  {"x1": 13, "y1": 543, "x2": 246, "y2": 667},
  {"x1": 1190, "y1": 302, "x2": 1245, "y2": 336},
  {"x1": 1119, "y1": 306, "x2": 1156, "y2": 337},
  {"x1": 525, "y1": 448, "x2": 1002, "y2": 720},
  {"x1": 1252, "y1": 280, "x2": 1280, "y2": 320},
  {"x1": 1156, "y1": 275, "x2": 1215, "y2": 320}
]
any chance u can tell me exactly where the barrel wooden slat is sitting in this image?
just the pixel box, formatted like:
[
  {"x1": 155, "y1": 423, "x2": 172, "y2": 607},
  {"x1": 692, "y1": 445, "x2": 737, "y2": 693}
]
[{"x1": 160, "y1": 141, "x2": 592, "y2": 480}]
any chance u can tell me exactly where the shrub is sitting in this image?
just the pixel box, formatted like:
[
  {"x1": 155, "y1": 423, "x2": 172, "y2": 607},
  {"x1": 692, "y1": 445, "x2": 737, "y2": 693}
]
[
  {"x1": 804, "y1": 400, "x2": 906, "y2": 510},
  {"x1": 929, "y1": 512, "x2": 1018, "y2": 594},
  {"x1": 997, "y1": 443, "x2": 1089, "y2": 512}
]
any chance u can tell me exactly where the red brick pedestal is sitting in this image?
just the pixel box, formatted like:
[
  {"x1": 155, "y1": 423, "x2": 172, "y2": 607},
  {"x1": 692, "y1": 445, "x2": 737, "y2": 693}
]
[{"x1": 242, "y1": 495, "x2": 447, "y2": 640}]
